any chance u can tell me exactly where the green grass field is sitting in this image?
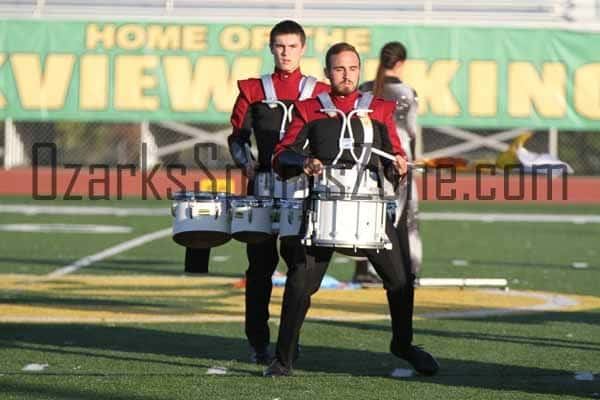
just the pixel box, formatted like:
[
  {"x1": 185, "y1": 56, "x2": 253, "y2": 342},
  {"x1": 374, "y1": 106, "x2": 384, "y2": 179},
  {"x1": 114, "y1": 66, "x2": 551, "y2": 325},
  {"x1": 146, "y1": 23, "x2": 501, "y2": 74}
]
[{"x1": 0, "y1": 195, "x2": 598, "y2": 399}]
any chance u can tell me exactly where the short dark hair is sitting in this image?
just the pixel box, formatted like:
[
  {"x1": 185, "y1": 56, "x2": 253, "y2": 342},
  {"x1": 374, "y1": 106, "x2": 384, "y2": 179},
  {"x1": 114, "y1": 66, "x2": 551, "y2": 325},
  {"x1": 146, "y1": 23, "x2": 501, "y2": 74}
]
[
  {"x1": 270, "y1": 20, "x2": 306, "y2": 47},
  {"x1": 325, "y1": 42, "x2": 361, "y2": 70}
]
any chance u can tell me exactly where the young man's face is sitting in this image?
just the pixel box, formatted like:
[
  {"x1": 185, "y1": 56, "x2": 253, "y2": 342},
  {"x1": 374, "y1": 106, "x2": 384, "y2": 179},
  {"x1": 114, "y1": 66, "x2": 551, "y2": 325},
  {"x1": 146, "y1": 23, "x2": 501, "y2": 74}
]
[
  {"x1": 325, "y1": 50, "x2": 360, "y2": 95},
  {"x1": 270, "y1": 33, "x2": 306, "y2": 73}
]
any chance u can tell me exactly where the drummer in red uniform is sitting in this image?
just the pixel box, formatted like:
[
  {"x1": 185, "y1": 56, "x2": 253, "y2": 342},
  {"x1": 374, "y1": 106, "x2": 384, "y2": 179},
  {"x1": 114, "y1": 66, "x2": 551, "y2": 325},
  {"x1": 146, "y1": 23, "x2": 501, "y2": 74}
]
[
  {"x1": 265, "y1": 42, "x2": 439, "y2": 377},
  {"x1": 187, "y1": 20, "x2": 329, "y2": 365}
]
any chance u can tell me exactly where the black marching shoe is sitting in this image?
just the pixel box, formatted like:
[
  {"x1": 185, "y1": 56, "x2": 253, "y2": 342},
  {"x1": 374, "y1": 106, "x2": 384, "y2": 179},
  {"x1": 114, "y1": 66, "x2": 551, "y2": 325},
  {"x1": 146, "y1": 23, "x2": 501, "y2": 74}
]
[
  {"x1": 263, "y1": 359, "x2": 291, "y2": 377},
  {"x1": 250, "y1": 347, "x2": 273, "y2": 366},
  {"x1": 391, "y1": 343, "x2": 440, "y2": 376}
]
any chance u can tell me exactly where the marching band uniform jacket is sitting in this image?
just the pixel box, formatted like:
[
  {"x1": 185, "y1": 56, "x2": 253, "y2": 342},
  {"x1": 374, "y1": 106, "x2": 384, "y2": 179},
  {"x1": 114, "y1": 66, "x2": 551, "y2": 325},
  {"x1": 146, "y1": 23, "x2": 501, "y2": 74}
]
[
  {"x1": 228, "y1": 68, "x2": 330, "y2": 172},
  {"x1": 272, "y1": 89, "x2": 406, "y2": 180}
]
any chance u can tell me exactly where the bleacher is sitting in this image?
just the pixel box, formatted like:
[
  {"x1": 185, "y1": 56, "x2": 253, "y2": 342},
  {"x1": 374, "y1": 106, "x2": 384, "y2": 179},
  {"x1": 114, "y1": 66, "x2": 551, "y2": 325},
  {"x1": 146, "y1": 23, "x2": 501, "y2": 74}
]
[{"x1": 0, "y1": 0, "x2": 598, "y2": 26}]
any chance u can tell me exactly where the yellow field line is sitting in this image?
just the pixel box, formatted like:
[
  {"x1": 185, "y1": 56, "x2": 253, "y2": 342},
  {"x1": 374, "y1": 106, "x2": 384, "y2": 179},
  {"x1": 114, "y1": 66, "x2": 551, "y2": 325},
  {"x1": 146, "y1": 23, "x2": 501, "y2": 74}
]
[{"x1": 1, "y1": 274, "x2": 599, "y2": 324}]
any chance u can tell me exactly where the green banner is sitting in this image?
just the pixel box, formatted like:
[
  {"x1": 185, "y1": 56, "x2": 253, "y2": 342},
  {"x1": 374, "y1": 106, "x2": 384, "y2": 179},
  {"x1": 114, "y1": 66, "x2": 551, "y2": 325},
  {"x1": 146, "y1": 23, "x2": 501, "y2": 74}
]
[{"x1": 0, "y1": 20, "x2": 599, "y2": 129}]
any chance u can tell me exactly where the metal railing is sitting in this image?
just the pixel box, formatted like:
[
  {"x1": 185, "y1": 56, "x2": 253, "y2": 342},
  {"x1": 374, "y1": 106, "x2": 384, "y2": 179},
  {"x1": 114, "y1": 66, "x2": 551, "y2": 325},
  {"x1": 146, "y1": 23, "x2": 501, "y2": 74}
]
[{"x1": 1, "y1": 0, "x2": 597, "y2": 26}]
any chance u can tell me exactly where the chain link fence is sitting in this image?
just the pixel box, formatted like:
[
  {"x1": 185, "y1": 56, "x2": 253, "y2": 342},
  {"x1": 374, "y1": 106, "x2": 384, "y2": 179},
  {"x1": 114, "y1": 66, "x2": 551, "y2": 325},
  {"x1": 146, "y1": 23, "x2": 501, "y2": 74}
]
[
  {"x1": 421, "y1": 127, "x2": 600, "y2": 175},
  {"x1": 146, "y1": 122, "x2": 232, "y2": 170},
  {"x1": 420, "y1": 127, "x2": 553, "y2": 168},
  {"x1": 0, "y1": 121, "x2": 5, "y2": 167},
  {"x1": 1, "y1": 120, "x2": 599, "y2": 175}
]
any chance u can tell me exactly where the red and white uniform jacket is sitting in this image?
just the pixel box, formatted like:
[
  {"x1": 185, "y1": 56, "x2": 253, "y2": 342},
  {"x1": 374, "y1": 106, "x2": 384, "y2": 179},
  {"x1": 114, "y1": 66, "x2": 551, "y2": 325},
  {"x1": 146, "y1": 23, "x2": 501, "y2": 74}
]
[
  {"x1": 228, "y1": 68, "x2": 330, "y2": 172},
  {"x1": 272, "y1": 90, "x2": 406, "y2": 180}
]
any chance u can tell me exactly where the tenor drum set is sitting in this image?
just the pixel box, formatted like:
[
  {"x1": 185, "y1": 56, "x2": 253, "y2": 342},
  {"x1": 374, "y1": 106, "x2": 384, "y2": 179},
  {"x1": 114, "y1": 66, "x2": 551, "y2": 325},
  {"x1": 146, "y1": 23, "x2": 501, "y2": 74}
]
[
  {"x1": 170, "y1": 173, "x2": 308, "y2": 249},
  {"x1": 170, "y1": 166, "x2": 397, "y2": 254}
]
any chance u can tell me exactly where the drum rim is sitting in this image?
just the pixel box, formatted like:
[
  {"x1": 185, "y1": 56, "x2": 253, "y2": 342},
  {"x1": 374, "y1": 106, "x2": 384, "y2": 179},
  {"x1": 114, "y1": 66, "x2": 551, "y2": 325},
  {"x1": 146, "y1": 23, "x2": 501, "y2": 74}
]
[
  {"x1": 172, "y1": 191, "x2": 229, "y2": 200},
  {"x1": 308, "y1": 239, "x2": 389, "y2": 249},
  {"x1": 279, "y1": 199, "x2": 304, "y2": 207},
  {"x1": 231, "y1": 198, "x2": 274, "y2": 207},
  {"x1": 310, "y1": 195, "x2": 389, "y2": 202}
]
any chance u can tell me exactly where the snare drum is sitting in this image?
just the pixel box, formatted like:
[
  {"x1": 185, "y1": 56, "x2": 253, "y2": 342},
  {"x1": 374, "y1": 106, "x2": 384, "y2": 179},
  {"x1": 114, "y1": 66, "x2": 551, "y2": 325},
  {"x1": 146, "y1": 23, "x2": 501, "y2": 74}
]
[
  {"x1": 230, "y1": 197, "x2": 274, "y2": 243},
  {"x1": 303, "y1": 194, "x2": 391, "y2": 254},
  {"x1": 171, "y1": 192, "x2": 231, "y2": 248},
  {"x1": 278, "y1": 199, "x2": 304, "y2": 240}
]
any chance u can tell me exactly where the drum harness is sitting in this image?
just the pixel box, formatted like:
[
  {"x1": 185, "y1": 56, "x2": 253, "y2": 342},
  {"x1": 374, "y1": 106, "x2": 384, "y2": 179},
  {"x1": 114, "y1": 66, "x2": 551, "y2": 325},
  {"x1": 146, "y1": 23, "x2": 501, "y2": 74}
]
[
  {"x1": 316, "y1": 91, "x2": 381, "y2": 197},
  {"x1": 248, "y1": 74, "x2": 318, "y2": 199},
  {"x1": 261, "y1": 73, "x2": 318, "y2": 140}
]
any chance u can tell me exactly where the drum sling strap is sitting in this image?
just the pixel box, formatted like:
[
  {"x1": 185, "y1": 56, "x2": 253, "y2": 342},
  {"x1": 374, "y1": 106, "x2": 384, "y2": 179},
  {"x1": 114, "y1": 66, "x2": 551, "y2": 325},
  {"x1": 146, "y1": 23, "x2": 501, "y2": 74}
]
[
  {"x1": 261, "y1": 74, "x2": 318, "y2": 139},
  {"x1": 317, "y1": 92, "x2": 376, "y2": 195}
]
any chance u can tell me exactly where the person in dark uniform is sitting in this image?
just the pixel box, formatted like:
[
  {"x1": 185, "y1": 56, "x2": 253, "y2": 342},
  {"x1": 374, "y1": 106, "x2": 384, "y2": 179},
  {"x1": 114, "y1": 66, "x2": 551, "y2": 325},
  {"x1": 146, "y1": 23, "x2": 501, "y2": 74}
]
[
  {"x1": 186, "y1": 20, "x2": 329, "y2": 364},
  {"x1": 264, "y1": 42, "x2": 439, "y2": 377}
]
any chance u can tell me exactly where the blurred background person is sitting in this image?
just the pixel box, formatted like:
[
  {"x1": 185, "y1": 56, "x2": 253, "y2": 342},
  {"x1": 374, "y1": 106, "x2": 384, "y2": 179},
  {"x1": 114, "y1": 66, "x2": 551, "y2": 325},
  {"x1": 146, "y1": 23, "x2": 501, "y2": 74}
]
[{"x1": 354, "y1": 41, "x2": 422, "y2": 284}]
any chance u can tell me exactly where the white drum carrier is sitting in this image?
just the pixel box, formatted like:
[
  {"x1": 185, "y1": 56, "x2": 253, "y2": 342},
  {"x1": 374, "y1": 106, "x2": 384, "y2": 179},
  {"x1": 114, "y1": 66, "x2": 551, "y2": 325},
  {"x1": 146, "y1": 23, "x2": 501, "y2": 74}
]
[
  {"x1": 302, "y1": 92, "x2": 395, "y2": 253},
  {"x1": 171, "y1": 192, "x2": 231, "y2": 248}
]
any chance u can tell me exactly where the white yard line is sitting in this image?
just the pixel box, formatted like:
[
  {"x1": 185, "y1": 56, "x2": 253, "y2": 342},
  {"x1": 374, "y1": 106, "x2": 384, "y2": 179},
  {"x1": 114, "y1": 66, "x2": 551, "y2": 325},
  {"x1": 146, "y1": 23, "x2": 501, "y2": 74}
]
[
  {"x1": 0, "y1": 224, "x2": 132, "y2": 234},
  {"x1": 419, "y1": 290, "x2": 580, "y2": 319},
  {"x1": 420, "y1": 212, "x2": 600, "y2": 224},
  {"x1": 0, "y1": 204, "x2": 167, "y2": 216},
  {"x1": 46, "y1": 228, "x2": 172, "y2": 278},
  {"x1": 1, "y1": 204, "x2": 598, "y2": 223}
]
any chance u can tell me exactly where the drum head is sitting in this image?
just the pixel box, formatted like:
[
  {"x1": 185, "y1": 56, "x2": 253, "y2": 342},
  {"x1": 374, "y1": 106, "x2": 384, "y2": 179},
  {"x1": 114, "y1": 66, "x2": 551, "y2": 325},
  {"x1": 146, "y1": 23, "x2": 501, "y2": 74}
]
[
  {"x1": 232, "y1": 231, "x2": 272, "y2": 244},
  {"x1": 173, "y1": 231, "x2": 231, "y2": 248},
  {"x1": 279, "y1": 234, "x2": 302, "y2": 243}
]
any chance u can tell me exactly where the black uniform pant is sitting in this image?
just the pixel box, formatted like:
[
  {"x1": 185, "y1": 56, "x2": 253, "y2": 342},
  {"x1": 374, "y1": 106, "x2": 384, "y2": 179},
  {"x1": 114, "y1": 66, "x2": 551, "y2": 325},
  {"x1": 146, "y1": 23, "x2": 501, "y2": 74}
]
[
  {"x1": 275, "y1": 217, "x2": 415, "y2": 368},
  {"x1": 244, "y1": 235, "x2": 300, "y2": 350},
  {"x1": 185, "y1": 248, "x2": 210, "y2": 273},
  {"x1": 184, "y1": 238, "x2": 301, "y2": 351}
]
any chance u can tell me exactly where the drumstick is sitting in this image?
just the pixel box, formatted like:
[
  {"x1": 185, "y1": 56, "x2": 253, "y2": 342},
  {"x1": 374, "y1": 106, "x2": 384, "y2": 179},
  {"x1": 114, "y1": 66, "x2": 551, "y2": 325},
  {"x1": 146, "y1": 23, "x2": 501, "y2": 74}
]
[
  {"x1": 370, "y1": 148, "x2": 423, "y2": 171},
  {"x1": 370, "y1": 148, "x2": 470, "y2": 170}
]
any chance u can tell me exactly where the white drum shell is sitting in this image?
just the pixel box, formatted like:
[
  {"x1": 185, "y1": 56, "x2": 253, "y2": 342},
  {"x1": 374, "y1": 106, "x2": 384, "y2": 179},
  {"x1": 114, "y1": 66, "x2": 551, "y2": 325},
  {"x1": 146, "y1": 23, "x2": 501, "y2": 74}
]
[
  {"x1": 231, "y1": 198, "x2": 273, "y2": 243},
  {"x1": 304, "y1": 198, "x2": 390, "y2": 251},
  {"x1": 278, "y1": 200, "x2": 304, "y2": 239},
  {"x1": 171, "y1": 196, "x2": 231, "y2": 248}
]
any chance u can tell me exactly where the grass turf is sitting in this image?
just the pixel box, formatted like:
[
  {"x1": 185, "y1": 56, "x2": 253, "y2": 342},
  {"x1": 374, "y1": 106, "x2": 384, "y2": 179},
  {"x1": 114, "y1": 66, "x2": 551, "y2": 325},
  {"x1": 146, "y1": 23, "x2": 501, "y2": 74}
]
[{"x1": 0, "y1": 196, "x2": 598, "y2": 399}]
